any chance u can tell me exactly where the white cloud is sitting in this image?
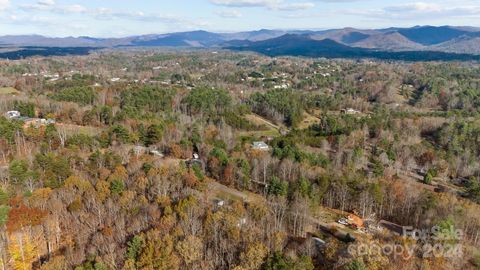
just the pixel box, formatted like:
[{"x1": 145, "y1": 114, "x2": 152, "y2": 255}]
[
  {"x1": 210, "y1": 0, "x2": 281, "y2": 8},
  {"x1": 385, "y1": 2, "x2": 444, "y2": 13},
  {"x1": 0, "y1": 0, "x2": 10, "y2": 11},
  {"x1": 352, "y1": 1, "x2": 480, "y2": 20},
  {"x1": 4, "y1": 13, "x2": 55, "y2": 26},
  {"x1": 216, "y1": 9, "x2": 243, "y2": 18},
  {"x1": 38, "y1": 0, "x2": 55, "y2": 6},
  {"x1": 8, "y1": 1, "x2": 210, "y2": 36},
  {"x1": 210, "y1": 0, "x2": 314, "y2": 11},
  {"x1": 92, "y1": 8, "x2": 185, "y2": 24},
  {"x1": 276, "y1": 2, "x2": 314, "y2": 11},
  {"x1": 17, "y1": 1, "x2": 198, "y2": 25},
  {"x1": 18, "y1": 0, "x2": 59, "y2": 12},
  {"x1": 61, "y1": 4, "x2": 87, "y2": 14}
]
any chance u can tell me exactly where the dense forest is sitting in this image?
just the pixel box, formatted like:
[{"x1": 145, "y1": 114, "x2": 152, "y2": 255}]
[
  {"x1": 0, "y1": 50, "x2": 480, "y2": 270},
  {"x1": 0, "y1": 47, "x2": 98, "y2": 60}
]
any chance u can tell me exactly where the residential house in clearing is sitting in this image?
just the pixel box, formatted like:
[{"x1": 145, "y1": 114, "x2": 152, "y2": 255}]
[
  {"x1": 5, "y1": 111, "x2": 21, "y2": 119},
  {"x1": 346, "y1": 213, "x2": 364, "y2": 229},
  {"x1": 20, "y1": 117, "x2": 56, "y2": 129},
  {"x1": 273, "y1": 83, "x2": 289, "y2": 89},
  {"x1": 341, "y1": 108, "x2": 361, "y2": 115},
  {"x1": 186, "y1": 153, "x2": 205, "y2": 170},
  {"x1": 252, "y1": 141, "x2": 269, "y2": 151}
]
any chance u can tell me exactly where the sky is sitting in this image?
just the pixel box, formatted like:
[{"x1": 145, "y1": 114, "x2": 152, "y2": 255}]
[{"x1": 1, "y1": 0, "x2": 480, "y2": 37}]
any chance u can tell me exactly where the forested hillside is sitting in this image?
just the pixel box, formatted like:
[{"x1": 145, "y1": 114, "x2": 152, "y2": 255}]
[{"x1": 0, "y1": 51, "x2": 480, "y2": 270}]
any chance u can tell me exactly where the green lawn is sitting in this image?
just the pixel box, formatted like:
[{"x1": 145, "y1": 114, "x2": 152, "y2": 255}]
[
  {"x1": 240, "y1": 114, "x2": 281, "y2": 137},
  {"x1": 298, "y1": 112, "x2": 321, "y2": 130},
  {"x1": 56, "y1": 123, "x2": 105, "y2": 136},
  {"x1": 238, "y1": 129, "x2": 280, "y2": 138}
]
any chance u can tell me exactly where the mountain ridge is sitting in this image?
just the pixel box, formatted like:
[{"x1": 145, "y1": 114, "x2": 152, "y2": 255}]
[
  {"x1": 1, "y1": 25, "x2": 479, "y2": 51},
  {"x1": 226, "y1": 34, "x2": 480, "y2": 61},
  {"x1": 2, "y1": 26, "x2": 480, "y2": 60}
]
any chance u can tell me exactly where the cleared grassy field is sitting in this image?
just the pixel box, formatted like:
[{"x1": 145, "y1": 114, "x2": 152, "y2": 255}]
[
  {"x1": 298, "y1": 112, "x2": 321, "y2": 129},
  {"x1": 56, "y1": 123, "x2": 105, "y2": 136},
  {"x1": 0, "y1": 87, "x2": 19, "y2": 95},
  {"x1": 239, "y1": 129, "x2": 280, "y2": 138},
  {"x1": 208, "y1": 181, "x2": 265, "y2": 204},
  {"x1": 244, "y1": 114, "x2": 281, "y2": 129},
  {"x1": 241, "y1": 114, "x2": 281, "y2": 137}
]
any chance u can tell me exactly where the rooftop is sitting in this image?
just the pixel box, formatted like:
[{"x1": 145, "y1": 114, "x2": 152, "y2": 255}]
[{"x1": 252, "y1": 141, "x2": 269, "y2": 150}]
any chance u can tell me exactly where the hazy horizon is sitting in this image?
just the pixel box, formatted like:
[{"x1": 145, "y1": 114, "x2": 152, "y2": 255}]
[
  {"x1": 2, "y1": 25, "x2": 478, "y2": 39},
  {"x1": 1, "y1": 0, "x2": 480, "y2": 37}
]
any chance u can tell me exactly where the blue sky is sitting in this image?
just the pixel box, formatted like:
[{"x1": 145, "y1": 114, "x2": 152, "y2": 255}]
[{"x1": 1, "y1": 0, "x2": 480, "y2": 37}]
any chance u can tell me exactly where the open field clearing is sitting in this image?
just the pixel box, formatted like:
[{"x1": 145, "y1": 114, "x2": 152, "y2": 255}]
[
  {"x1": 244, "y1": 113, "x2": 281, "y2": 130},
  {"x1": 0, "y1": 87, "x2": 19, "y2": 95},
  {"x1": 298, "y1": 112, "x2": 321, "y2": 129},
  {"x1": 240, "y1": 113, "x2": 282, "y2": 137},
  {"x1": 56, "y1": 123, "x2": 105, "y2": 136}
]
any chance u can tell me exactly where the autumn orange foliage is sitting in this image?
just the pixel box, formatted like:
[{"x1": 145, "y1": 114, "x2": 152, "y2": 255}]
[{"x1": 7, "y1": 198, "x2": 47, "y2": 233}]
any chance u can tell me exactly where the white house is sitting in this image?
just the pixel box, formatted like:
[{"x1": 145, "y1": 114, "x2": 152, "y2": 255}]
[
  {"x1": 5, "y1": 111, "x2": 20, "y2": 119},
  {"x1": 341, "y1": 108, "x2": 361, "y2": 115},
  {"x1": 252, "y1": 141, "x2": 269, "y2": 151},
  {"x1": 273, "y1": 84, "x2": 289, "y2": 89}
]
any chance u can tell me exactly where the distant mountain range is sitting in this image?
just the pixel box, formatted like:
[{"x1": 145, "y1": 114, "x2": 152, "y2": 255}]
[
  {"x1": 226, "y1": 34, "x2": 480, "y2": 61},
  {"x1": 2, "y1": 26, "x2": 480, "y2": 60}
]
